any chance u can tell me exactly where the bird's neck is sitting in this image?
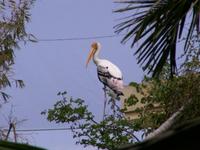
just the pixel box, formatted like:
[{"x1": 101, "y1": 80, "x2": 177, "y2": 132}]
[{"x1": 93, "y1": 48, "x2": 101, "y2": 65}]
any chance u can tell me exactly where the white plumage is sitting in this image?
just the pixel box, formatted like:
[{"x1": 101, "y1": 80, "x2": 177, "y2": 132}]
[{"x1": 86, "y1": 42, "x2": 124, "y2": 97}]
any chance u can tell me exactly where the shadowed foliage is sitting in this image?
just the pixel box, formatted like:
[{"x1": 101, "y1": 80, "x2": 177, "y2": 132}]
[{"x1": 0, "y1": 140, "x2": 46, "y2": 150}]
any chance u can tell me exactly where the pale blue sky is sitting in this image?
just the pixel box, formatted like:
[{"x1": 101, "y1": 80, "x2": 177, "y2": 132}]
[{"x1": 0, "y1": 1, "x2": 144, "y2": 150}]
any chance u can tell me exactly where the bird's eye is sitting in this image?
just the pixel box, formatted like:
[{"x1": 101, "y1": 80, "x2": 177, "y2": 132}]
[{"x1": 106, "y1": 67, "x2": 108, "y2": 69}]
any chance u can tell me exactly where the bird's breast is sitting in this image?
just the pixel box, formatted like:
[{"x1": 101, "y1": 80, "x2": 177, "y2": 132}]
[{"x1": 97, "y1": 59, "x2": 122, "y2": 79}]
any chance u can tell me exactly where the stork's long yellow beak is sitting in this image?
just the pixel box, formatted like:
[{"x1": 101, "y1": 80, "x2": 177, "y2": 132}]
[{"x1": 86, "y1": 48, "x2": 95, "y2": 67}]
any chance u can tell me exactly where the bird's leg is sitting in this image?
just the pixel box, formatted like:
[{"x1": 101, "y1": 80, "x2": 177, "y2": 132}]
[
  {"x1": 103, "y1": 85, "x2": 107, "y2": 120},
  {"x1": 110, "y1": 98, "x2": 116, "y2": 118}
]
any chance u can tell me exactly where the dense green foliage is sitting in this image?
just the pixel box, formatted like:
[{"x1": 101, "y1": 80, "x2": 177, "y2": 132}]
[
  {"x1": 130, "y1": 34, "x2": 200, "y2": 134},
  {"x1": 131, "y1": 73, "x2": 200, "y2": 133}
]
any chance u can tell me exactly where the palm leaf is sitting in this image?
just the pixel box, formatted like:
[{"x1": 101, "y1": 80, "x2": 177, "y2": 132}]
[{"x1": 115, "y1": 0, "x2": 200, "y2": 77}]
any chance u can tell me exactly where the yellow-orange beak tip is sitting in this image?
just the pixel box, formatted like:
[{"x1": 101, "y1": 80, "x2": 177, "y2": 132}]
[{"x1": 85, "y1": 48, "x2": 95, "y2": 68}]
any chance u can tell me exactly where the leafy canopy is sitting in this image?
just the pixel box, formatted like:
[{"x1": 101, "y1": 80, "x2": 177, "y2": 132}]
[{"x1": 43, "y1": 92, "x2": 140, "y2": 150}]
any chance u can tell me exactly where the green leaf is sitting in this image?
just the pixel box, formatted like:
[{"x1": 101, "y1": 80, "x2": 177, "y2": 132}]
[{"x1": 125, "y1": 94, "x2": 139, "y2": 106}]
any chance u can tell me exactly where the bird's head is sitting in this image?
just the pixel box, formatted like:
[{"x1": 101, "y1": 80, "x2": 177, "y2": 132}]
[{"x1": 86, "y1": 42, "x2": 101, "y2": 67}]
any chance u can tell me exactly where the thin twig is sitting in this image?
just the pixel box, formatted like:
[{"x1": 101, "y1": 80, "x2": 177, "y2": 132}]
[
  {"x1": 5, "y1": 123, "x2": 12, "y2": 141},
  {"x1": 12, "y1": 123, "x2": 17, "y2": 142}
]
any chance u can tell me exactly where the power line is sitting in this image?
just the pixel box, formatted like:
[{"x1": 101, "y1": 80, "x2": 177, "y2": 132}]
[
  {"x1": 35, "y1": 33, "x2": 185, "y2": 43},
  {"x1": 31, "y1": 23, "x2": 191, "y2": 42},
  {"x1": 2, "y1": 127, "x2": 77, "y2": 132},
  {"x1": 36, "y1": 34, "x2": 125, "y2": 42}
]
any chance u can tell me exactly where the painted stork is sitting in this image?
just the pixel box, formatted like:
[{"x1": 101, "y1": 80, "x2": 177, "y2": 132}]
[
  {"x1": 86, "y1": 42, "x2": 124, "y2": 118},
  {"x1": 86, "y1": 42, "x2": 124, "y2": 98}
]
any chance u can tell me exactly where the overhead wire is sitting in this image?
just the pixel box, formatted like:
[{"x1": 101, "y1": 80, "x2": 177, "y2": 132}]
[
  {"x1": 2, "y1": 127, "x2": 79, "y2": 132},
  {"x1": 34, "y1": 34, "x2": 125, "y2": 42},
  {"x1": 32, "y1": 33, "x2": 185, "y2": 43}
]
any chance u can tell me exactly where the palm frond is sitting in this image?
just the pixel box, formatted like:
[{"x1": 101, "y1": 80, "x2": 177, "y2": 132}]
[{"x1": 115, "y1": 0, "x2": 199, "y2": 77}]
